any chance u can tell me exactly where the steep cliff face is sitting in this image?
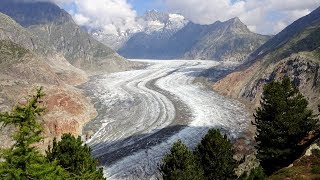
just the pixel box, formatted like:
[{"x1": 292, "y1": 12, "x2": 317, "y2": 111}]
[
  {"x1": 0, "y1": 0, "x2": 134, "y2": 74},
  {"x1": 213, "y1": 7, "x2": 320, "y2": 111}
]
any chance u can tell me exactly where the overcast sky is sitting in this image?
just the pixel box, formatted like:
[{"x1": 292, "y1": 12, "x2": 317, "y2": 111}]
[{"x1": 51, "y1": 0, "x2": 319, "y2": 35}]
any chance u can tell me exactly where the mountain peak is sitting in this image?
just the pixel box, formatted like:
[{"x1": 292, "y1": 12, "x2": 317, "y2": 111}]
[
  {"x1": 230, "y1": 17, "x2": 241, "y2": 23},
  {"x1": 224, "y1": 17, "x2": 250, "y2": 32},
  {"x1": 225, "y1": 17, "x2": 244, "y2": 25},
  {"x1": 143, "y1": 10, "x2": 169, "y2": 22}
]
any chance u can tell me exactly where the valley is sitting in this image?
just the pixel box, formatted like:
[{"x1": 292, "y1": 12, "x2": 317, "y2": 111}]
[
  {"x1": 81, "y1": 60, "x2": 250, "y2": 179},
  {"x1": 0, "y1": 1, "x2": 319, "y2": 179}
]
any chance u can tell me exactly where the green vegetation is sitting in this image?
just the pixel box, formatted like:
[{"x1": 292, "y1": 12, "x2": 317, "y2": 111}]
[
  {"x1": 161, "y1": 77, "x2": 319, "y2": 179},
  {"x1": 160, "y1": 140, "x2": 204, "y2": 180},
  {"x1": 46, "y1": 134, "x2": 104, "y2": 179},
  {"x1": 240, "y1": 166, "x2": 266, "y2": 180},
  {"x1": 0, "y1": 88, "x2": 104, "y2": 179},
  {"x1": 160, "y1": 129, "x2": 238, "y2": 180},
  {"x1": 0, "y1": 88, "x2": 69, "y2": 179},
  {"x1": 196, "y1": 129, "x2": 238, "y2": 180},
  {"x1": 254, "y1": 77, "x2": 319, "y2": 175},
  {"x1": 309, "y1": 149, "x2": 320, "y2": 174},
  {"x1": 269, "y1": 149, "x2": 320, "y2": 179}
]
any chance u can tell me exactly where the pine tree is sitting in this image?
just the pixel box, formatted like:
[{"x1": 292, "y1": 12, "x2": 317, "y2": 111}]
[
  {"x1": 160, "y1": 140, "x2": 204, "y2": 180},
  {"x1": 196, "y1": 128, "x2": 238, "y2": 180},
  {"x1": 0, "y1": 87, "x2": 69, "y2": 179},
  {"x1": 46, "y1": 133, "x2": 105, "y2": 179},
  {"x1": 254, "y1": 77, "x2": 319, "y2": 175}
]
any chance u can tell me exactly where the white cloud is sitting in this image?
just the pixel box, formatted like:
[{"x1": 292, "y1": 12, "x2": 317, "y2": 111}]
[
  {"x1": 164, "y1": 0, "x2": 246, "y2": 24},
  {"x1": 73, "y1": 13, "x2": 89, "y2": 25},
  {"x1": 51, "y1": 0, "x2": 141, "y2": 35},
  {"x1": 163, "y1": 0, "x2": 319, "y2": 34},
  {"x1": 73, "y1": 0, "x2": 140, "y2": 35}
]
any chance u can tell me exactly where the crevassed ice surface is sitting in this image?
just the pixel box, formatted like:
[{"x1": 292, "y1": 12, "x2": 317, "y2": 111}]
[{"x1": 82, "y1": 60, "x2": 249, "y2": 179}]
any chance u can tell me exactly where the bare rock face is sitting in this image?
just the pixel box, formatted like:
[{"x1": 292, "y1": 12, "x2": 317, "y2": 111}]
[
  {"x1": 41, "y1": 86, "x2": 97, "y2": 150},
  {"x1": 0, "y1": 37, "x2": 96, "y2": 150},
  {"x1": 213, "y1": 7, "x2": 320, "y2": 112}
]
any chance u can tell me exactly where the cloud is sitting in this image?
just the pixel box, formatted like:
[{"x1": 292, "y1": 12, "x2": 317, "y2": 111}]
[
  {"x1": 50, "y1": 0, "x2": 140, "y2": 35},
  {"x1": 35, "y1": 0, "x2": 319, "y2": 35},
  {"x1": 164, "y1": 0, "x2": 246, "y2": 24},
  {"x1": 163, "y1": 0, "x2": 319, "y2": 34}
]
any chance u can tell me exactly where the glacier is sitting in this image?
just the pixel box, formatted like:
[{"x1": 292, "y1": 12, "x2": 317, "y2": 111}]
[{"x1": 81, "y1": 60, "x2": 249, "y2": 179}]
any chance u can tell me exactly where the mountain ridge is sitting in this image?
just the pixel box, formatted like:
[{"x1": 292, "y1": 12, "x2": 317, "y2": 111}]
[
  {"x1": 213, "y1": 6, "x2": 320, "y2": 111},
  {"x1": 117, "y1": 14, "x2": 269, "y2": 61},
  {"x1": 0, "y1": 0, "x2": 135, "y2": 74},
  {"x1": 248, "y1": 6, "x2": 320, "y2": 63}
]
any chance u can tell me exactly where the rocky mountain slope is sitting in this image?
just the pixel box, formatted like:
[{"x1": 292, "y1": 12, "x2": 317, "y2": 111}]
[
  {"x1": 0, "y1": 39, "x2": 96, "y2": 150},
  {"x1": 0, "y1": 12, "x2": 88, "y2": 85},
  {"x1": 0, "y1": 7, "x2": 101, "y2": 149},
  {"x1": 213, "y1": 7, "x2": 320, "y2": 111},
  {"x1": 118, "y1": 14, "x2": 269, "y2": 61},
  {"x1": 0, "y1": 0, "x2": 134, "y2": 74}
]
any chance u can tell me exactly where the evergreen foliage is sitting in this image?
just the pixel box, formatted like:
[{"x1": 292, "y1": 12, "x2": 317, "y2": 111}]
[
  {"x1": 0, "y1": 87, "x2": 69, "y2": 179},
  {"x1": 46, "y1": 133, "x2": 105, "y2": 179},
  {"x1": 196, "y1": 128, "x2": 238, "y2": 180},
  {"x1": 160, "y1": 140, "x2": 204, "y2": 180},
  {"x1": 240, "y1": 166, "x2": 266, "y2": 180},
  {"x1": 254, "y1": 77, "x2": 319, "y2": 175}
]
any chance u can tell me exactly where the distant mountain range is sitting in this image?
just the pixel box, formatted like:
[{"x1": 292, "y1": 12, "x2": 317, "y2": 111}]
[
  {"x1": 90, "y1": 10, "x2": 270, "y2": 62},
  {"x1": 89, "y1": 10, "x2": 188, "y2": 51}
]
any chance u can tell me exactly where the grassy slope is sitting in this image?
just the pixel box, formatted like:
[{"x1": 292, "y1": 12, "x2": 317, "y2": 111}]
[{"x1": 269, "y1": 145, "x2": 320, "y2": 180}]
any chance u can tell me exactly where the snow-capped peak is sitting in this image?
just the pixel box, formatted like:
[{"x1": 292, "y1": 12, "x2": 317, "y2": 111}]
[{"x1": 89, "y1": 10, "x2": 189, "y2": 50}]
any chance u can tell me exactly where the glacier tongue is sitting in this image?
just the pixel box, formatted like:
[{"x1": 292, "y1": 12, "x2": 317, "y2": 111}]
[{"x1": 82, "y1": 60, "x2": 249, "y2": 179}]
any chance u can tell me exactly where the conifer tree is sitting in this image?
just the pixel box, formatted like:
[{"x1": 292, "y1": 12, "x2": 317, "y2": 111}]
[
  {"x1": 196, "y1": 128, "x2": 238, "y2": 180},
  {"x1": 160, "y1": 140, "x2": 204, "y2": 180},
  {"x1": 0, "y1": 88, "x2": 69, "y2": 179},
  {"x1": 254, "y1": 77, "x2": 319, "y2": 174},
  {"x1": 46, "y1": 133, "x2": 105, "y2": 179}
]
